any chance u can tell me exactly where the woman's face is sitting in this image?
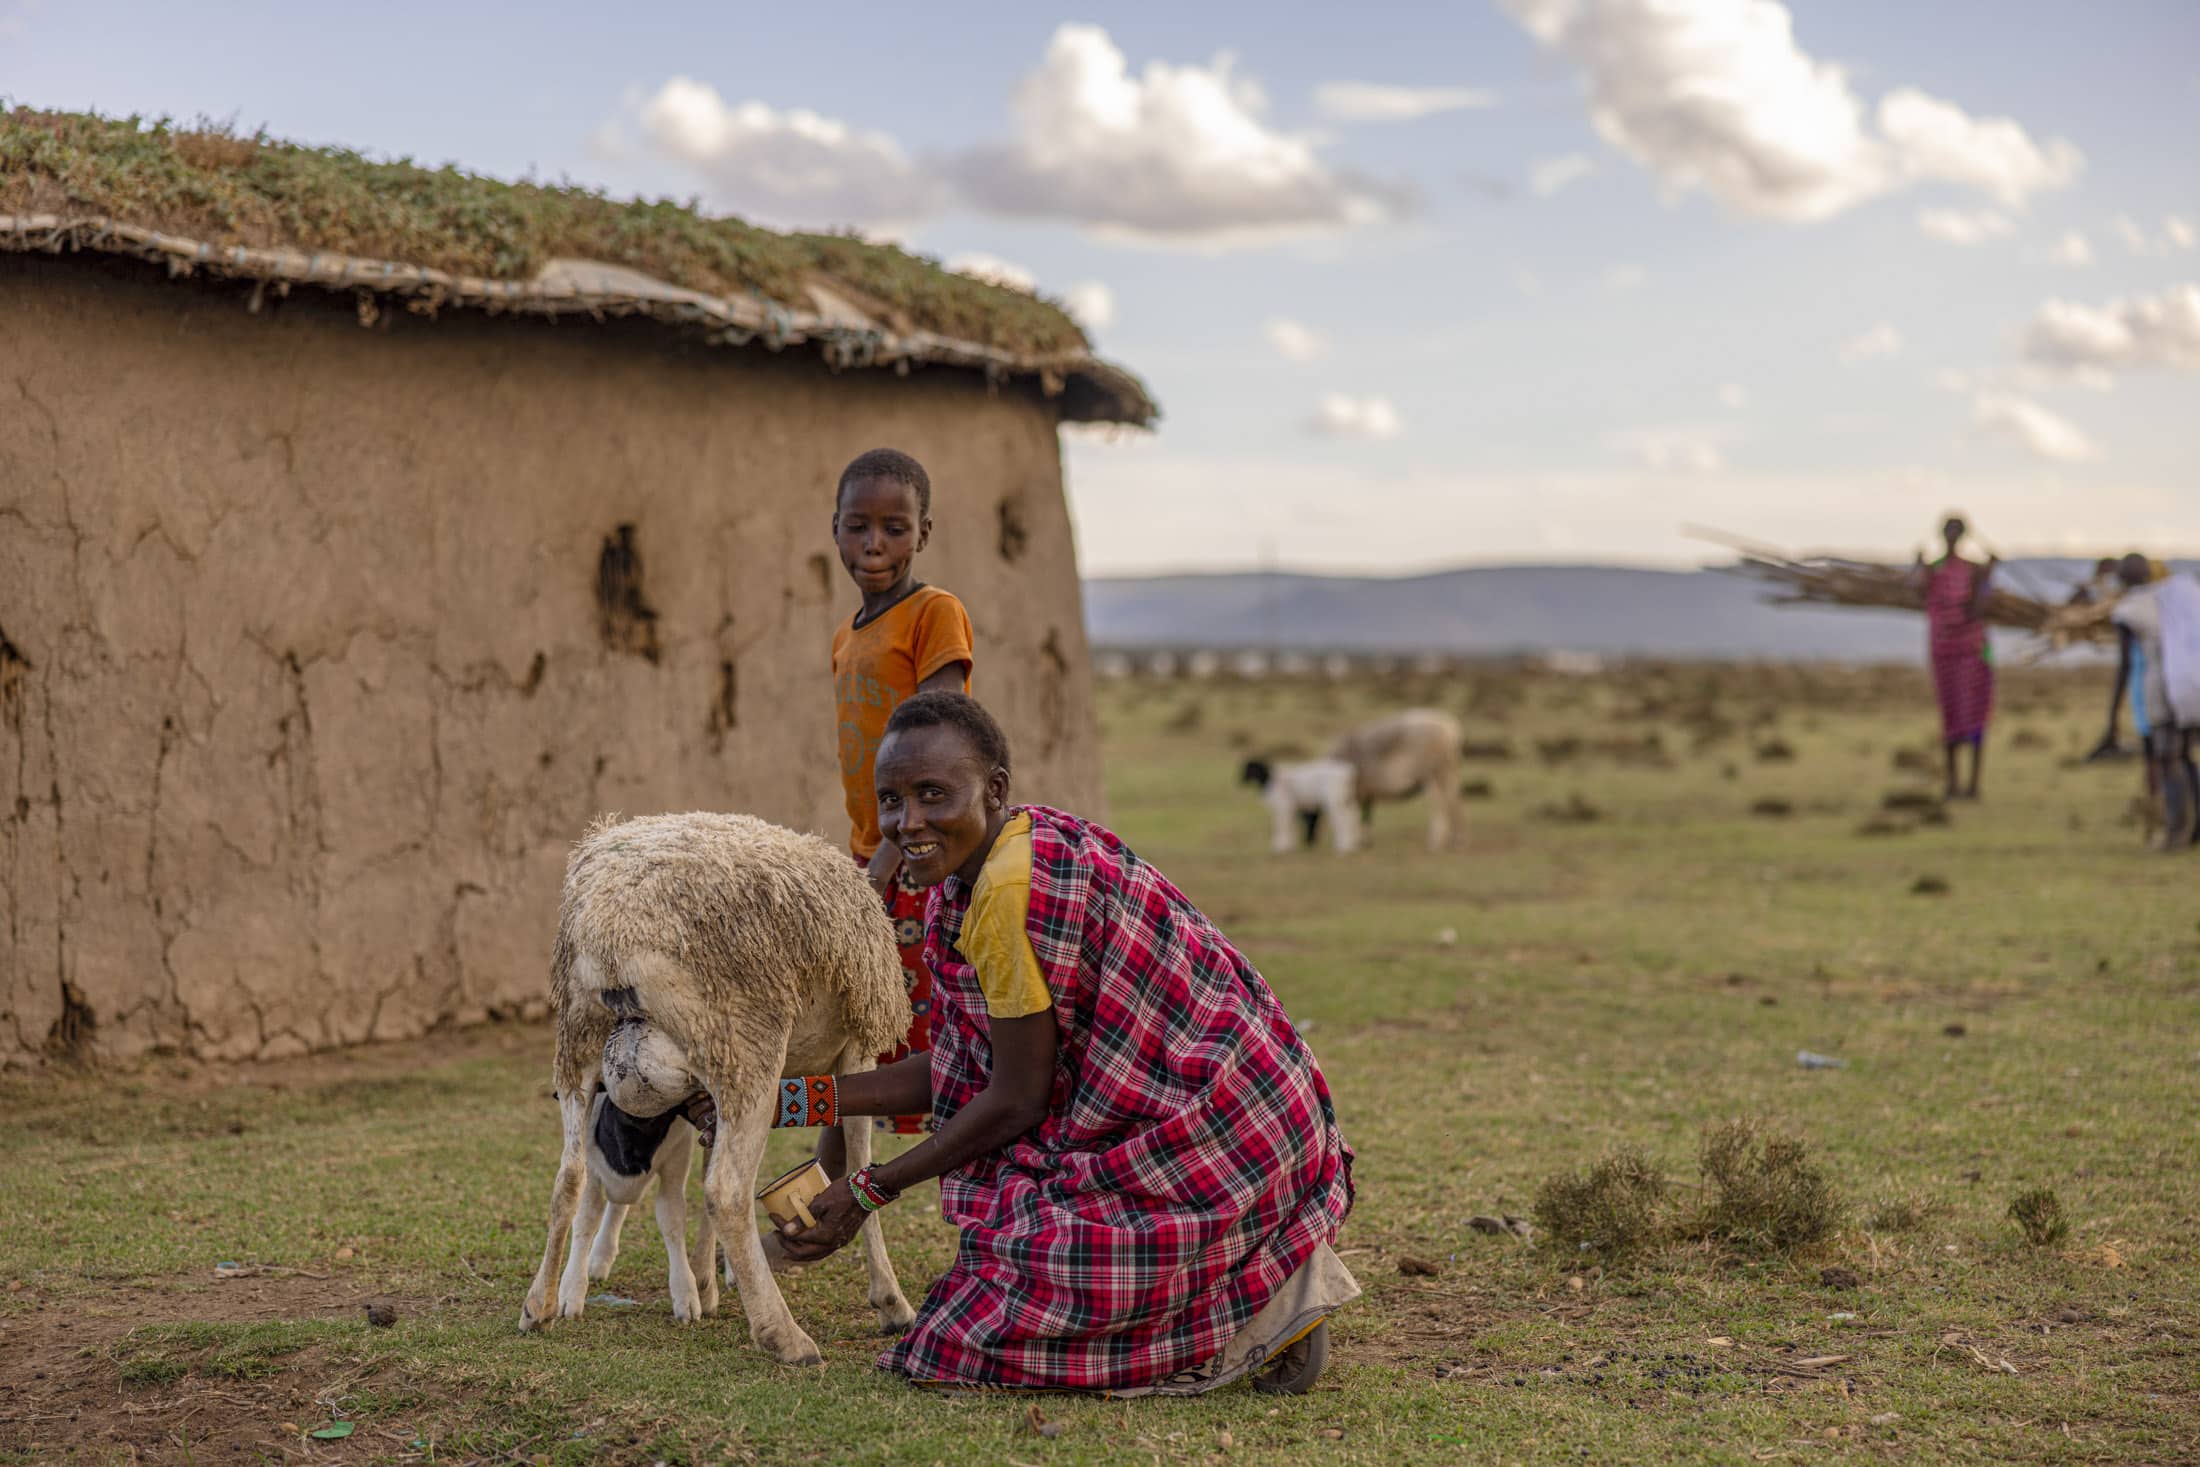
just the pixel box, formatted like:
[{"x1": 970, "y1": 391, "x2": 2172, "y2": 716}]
[
  {"x1": 875, "y1": 724, "x2": 1009, "y2": 888},
  {"x1": 1942, "y1": 518, "x2": 1966, "y2": 551}
]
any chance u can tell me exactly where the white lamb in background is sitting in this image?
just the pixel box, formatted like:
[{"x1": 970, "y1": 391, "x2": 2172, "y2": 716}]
[
  {"x1": 520, "y1": 811, "x2": 916, "y2": 1365},
  {"x1": 1327, "y1": 707, "x2": 1465, "y2": 851},
  {"x1": 1240, "y1": 757, "x2": 1362, "y2": 853}
]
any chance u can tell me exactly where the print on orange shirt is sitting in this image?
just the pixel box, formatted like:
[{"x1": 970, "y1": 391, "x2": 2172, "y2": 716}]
[{"x1": 831, "y1": 586, "x2": 974, "y2": 859}]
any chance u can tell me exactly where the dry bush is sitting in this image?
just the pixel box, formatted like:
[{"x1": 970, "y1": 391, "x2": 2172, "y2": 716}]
[
  {"x1": 1862, "y1": 1190, "x2": 1943, "y2": 1233},
  {"x1": 1460, "y1": 778, "x2": 1495, "y2": 800},
  {"x1": 1750, "y1": 797, "x2": 1794, "y2": 818},
  {"x1": 1693, "y1": 1118, "x2": 1841, "y2": 1252},
  {"x1": 1855, "y1": 817, "x2": 1911, "y2": 838},
  {"x1": 1535, "y1": 793, "x2": 1603, "y2": 824},
  {"x1": 1891, "y1": 748, "x2": 1935, "y2": 773},
  {"x1": 1882, "y1": 788, "x2": 1942, "y2": 813},
  {"x1": 1532, "y1": 1147, "x2": 1666, "y2": 1258},
  {"x1": 1754, "y1": 738, "x2": 1797, "y2": 763},
  {"x1": 2008, "y1": 1187, "x2": 2070, "y2": 1247}
]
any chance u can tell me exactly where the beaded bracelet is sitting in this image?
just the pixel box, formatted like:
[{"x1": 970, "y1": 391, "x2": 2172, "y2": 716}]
[
  {"x1": 849, "y1": 1165, "x2": 900, "y2": 1213},
  {"x1": 772, "y1": 1075, "x2": 838, "y2": 1128}
]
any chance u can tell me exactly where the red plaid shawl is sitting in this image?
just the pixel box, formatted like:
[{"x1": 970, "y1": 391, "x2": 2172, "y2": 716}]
[{"x1": 879, "y1": 806, "x2": 1354, "y2": 1390}]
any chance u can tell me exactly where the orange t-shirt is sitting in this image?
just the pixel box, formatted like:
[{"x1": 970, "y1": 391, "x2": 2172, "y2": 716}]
[{"x1": 832, "y1": 586, "x2": 975, "y2": 859}]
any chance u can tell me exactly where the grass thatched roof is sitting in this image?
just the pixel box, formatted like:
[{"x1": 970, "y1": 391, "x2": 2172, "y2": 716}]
[{"x1": 0, "y1": 108, "x2": 1155, "y2": 424}]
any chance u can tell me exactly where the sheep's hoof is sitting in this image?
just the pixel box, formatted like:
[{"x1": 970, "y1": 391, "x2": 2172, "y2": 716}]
[
  {"x1": 758, "y1": 1324, "x2": 824, "y2": 1367},
  {"x1": 874, "y1": 1298, "x2": 917, "y2": 1335}
]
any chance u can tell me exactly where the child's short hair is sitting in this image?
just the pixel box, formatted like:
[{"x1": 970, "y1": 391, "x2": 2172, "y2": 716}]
[
  {"x1": 885, "y1": 691, "x2": 1011, "y2": 773},
  {"x1": 838, "y1": 448, "x2": 932, "y2": 518}
]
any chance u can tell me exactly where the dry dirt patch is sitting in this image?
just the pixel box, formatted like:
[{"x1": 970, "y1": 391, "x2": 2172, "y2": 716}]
[{"x1": 0, "y1": 1273, "x2": 426, "y2": 1462}]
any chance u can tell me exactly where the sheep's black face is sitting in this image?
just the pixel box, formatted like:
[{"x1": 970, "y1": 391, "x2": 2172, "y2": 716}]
[
  {"x1": 1241, "y1": 759, "x2": 1272, "y2": 788},
  {"x1": 876, "y1": 723, "x2": 1008, "y2": 889}
]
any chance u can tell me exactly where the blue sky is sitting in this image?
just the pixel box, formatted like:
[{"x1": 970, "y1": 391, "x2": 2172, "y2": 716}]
[{"x1": 8, "y1": 0, "x2": 2196, "y2": 574}]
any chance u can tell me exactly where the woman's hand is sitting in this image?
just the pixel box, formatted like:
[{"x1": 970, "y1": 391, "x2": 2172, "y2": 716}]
[{"x1": 777, "y1": 1179, "x2": 868, "y2": 1263}]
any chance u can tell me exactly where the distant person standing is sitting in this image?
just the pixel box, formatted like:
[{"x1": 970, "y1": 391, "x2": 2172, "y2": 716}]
[
  {"x1": 1912, "y1": 515, "x2": 1999, "y2": 800},
  {"x1": 2111, "y1": 554, "x2": 2200, "y2": 850}
]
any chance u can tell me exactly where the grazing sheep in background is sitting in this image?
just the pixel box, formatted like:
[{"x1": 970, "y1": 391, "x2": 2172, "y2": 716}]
[
  {"x1": 1241, "y1": 757, "x2": 1361, "y2": 852},
  {"x1": 520, "y1": 812, "x2": 916, "y2": 1365},
  {"x1": 1328, "y1": 707, "x2": 1465, "y2": 851}
]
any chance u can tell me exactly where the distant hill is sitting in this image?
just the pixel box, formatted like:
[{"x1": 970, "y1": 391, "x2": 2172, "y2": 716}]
[{"x1": 1082, "y1": 560, "x2": 2104, "y2": 662}]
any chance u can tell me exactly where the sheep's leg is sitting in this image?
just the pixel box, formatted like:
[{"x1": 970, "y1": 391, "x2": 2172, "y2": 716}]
[
  {"x1": 520, "y1": 1086, "x2": 593, "y2": 1332},
  {"x1": 687, "y1": 1141, "x2": 723, "y2": 1317},
  {"x1": 700, "y1": 1067, "x2": 822, "y2": 1365},
  {"x1": 1267, "y1": 792, "x2": 1295, "y2": 854},
  {"x1": 557, "y1": 1177, "x2": 608, "y2": 1319},
  {"x1": 1331, "y1": 793, "x2": 1361, "y2": 853},
  {"x1": 653, "y1": 1129, "x2": 705, "y2": 1323},
  {"x1": 587, "y1": 1201, "x2": 630, "y2": 1281},
  {"x1": 841, "y1": 1112, "x2": 916, "y2": 1333}
]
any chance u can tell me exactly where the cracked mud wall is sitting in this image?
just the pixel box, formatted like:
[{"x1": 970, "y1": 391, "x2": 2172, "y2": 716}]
[{"x1": 0, "y1": 254, "x2": 1103, "y2": 1066}]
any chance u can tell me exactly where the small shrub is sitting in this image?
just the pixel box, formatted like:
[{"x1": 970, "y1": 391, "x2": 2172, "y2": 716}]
[
  {"x1": 1863, "y1": 1190, "x2": 1942, "y2": 1233},
  {"x1": 2008, "y1": 1187, "x2": 2070, "y2": 1247},
  {"x1": 1749, "y1": 796, "x2": 1794, "y2": 818},
  {"x1": 1695, "y1": 1118, "x2": 1841, "y2": 1251},
  {"x1": 1532, "y1": 1147, "x2": 1665, "y2": 1257}
]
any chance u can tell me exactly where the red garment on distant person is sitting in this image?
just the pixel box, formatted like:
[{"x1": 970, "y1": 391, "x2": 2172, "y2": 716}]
[
  {"x1": 880, "y1": 806, "x2": 1353, "y2": 1391},
  {"x1": 1926, "y1": 558, "x2": 1995, "y2": 743}
]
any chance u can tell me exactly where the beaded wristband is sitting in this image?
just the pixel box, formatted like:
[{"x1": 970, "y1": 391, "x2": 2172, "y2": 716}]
[
  {"x1": 849, "y1": 1165, "x2": 900, "y2": 1213},
  {"x1": 772, "y1": 1075, "x2": 838, "y2": 1128}
]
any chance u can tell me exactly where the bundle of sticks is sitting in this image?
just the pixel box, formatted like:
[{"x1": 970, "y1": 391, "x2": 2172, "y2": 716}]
[{"x1": 1700, "y1": 531, "x2": 2119, "y2": 649}]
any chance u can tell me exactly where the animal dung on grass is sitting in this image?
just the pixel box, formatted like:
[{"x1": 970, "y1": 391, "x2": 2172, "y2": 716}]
[
  {"x1": 1396, "y1": 1255, "x2": 1442, "y2": 1277},
  {"x1": 1855, "y1": 817, "x2": 1911, "y2": 838},
  {"x1": 1892, "y1": 748, "x2": 1935, "y2": 774},
  {"x1": 1750, "y1": 797, "x2": 1794, "y2": 818},
  {"x1": 1460, "y1": 739, "x2": 1516, "y2": 762},
  {"x1": 1911, "y1": 874, "x2": 1951, "y2": 896},
  {"x1": 1818, "y1": 1266, "x2": 1861, "y2": 1290},
  {"x1": 1460, "y1": 777, "x2": 1495, "y2": 799},
  {"x1": 1754, "y1": 738, "x2": 1797, "y2": 763},
  {"x1": 1882, "y1": 788, "x2": 1942, "y2": 813}
]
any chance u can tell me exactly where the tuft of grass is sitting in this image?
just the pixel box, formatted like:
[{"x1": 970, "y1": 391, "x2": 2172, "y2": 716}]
[
  {"x1": 0, "y1": 107, "x2": 1089, "y2": 358},
  {"x1": 1862, "y1": 1189, "x2": 1944, "y2": 1233},
  {"x1": 1694, "y1": 1118, "x2": 1841, "y2": 1252},
  {"x1": 2008, "y1": 1187, "x2": 2071, "y2": 1247},
  {"x1": 1533, "y1": 1146, "x2": 1667, "y2": 1257}
]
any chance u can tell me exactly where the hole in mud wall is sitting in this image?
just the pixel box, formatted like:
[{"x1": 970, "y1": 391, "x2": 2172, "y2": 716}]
[
  {"x1": 706, "y1": 659, "x2": 739, "y2": 753},
  {"x1": 808, "y1": 553, "x2": 835, "y2": 596},
  {"x1": 43, "y1": 981, "x2": 95, "y2": 1063},
  {"x1": 521, "y1": 650, "x2": 547, "y2": 696},
  {"x1": 0, "y1": 624, "x2": 28, "y2": 726},
  {"x1": 596, "y1": 525, "x2": 662, "y2": 665},
  {"x1": 998, "y1": 496, "x2": 1030, "y2": 564}
]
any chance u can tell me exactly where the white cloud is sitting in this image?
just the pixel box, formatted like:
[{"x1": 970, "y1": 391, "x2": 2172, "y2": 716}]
[
  {"x1": 2043, "y1": 230, "x2": 2093, "y2": 267},
  {"x1": 1308, "y1": 394, "x2": 1402, "y2": 439},
  {"x1": 2018, "y1": 284, "x2": 2200, "y2": 376},
  {"x1": 1916, "y1": 207, "x2": 2012, "y2": 245},
  {"x1": 943, "y1": 252, "x2": 1036, "y2": 291},
  {"x1": 1603, "y1": 262, "x2": 1647, "y2": 290},
  {"x1": 950, "y1": 23, "x2": 1408, "y2": 244},
  {"x1": 2168, "y1": 215, "x2": 2197, "y2": 250},
  {"x1": 633, "y1": 78, "x2": 943, "y2": 226},
  {"x1": 1717, "y1": 383, "x2": 1748, "y2": 409},
  {"x1": 1061, "y1": 280, "x2": 1117, "y2": 332},
  {"x1": 1529, "y1": 153, "x2": 1595, "y2": 197},
  {"x1": 1314, "y1": 81, "x2": 1497, "y2": 122},
  {"x1": 2112, "y1": 214, "x2": 2151, "y2": 254},
  {"x1": 1839, "y1": 322, "x2": 1903, "y2": 363},
  {"x1": 1971, "y1": 392, "x2": 2097, "y2": 462},
  {"x1": 1499, "y1": 0, "x2": 2081, "y2": 223},
  {"x1": 1622, "y1": 427, "x2": 1725, "y2": 473},
  {"x1": 1266, "y1": 318, "x2": 1328, "y2": 362}
]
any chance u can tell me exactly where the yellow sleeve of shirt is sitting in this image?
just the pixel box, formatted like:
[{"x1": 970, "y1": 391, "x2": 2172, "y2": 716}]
[{"x1": 962, "y1": 813, "x2": 1052, "y2": 1020}]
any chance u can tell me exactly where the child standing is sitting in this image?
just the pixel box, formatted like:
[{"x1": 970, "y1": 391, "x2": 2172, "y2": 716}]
[{"x1": 828, "y1": 448, "x2": 974, "y2": 1148}]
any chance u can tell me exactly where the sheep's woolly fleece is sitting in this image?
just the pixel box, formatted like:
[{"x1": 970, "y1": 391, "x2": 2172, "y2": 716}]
[{"x1": 548, "y1": 812, "x2": 911, "y2": 1100}]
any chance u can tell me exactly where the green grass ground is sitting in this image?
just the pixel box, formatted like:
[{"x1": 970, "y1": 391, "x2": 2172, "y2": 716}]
[{"x1": 3, "y1": 664, "x2": 2195, "y2": 1464}]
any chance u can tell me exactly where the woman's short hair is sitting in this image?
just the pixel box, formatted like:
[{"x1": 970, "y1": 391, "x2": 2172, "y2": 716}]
[{"x1": 884, "y1": 691, "x2": 1012, "y2": 773}]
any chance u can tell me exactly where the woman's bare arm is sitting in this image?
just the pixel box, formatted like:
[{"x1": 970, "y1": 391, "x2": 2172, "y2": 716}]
[{"x1": 779, "y1": 1008, "x2": 1058, "y2": 1262}]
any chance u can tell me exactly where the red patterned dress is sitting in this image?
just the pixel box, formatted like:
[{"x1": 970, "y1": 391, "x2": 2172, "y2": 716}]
[
  {"x1": 879, "y1": 806, "x2": 1355, "y2": 1391},
  {"x1": 1926, "y1": 557, "x2": 1995, "y2": 744}
]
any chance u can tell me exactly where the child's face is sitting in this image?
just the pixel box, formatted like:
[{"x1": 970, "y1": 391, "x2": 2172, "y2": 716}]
[
  {"x1": 874, "y1": 724, "x2": 1008, "y2": 888},
  {"x1": 833, "y1": 477, "x2": 929, "y2": 597}
]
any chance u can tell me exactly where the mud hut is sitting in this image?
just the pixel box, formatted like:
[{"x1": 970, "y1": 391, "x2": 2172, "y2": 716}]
[{"x1": 0, "y1": 110, "x2": 1154, "y2": 1066}]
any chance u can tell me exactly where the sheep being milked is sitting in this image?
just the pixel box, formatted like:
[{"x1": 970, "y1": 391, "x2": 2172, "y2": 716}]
[
  {"x1": 522, "y1": 811, "x2": 916, "y2": 1362},
  {"x1": 1244, "y1": 708, "x2": 1465, "y2": 853}
]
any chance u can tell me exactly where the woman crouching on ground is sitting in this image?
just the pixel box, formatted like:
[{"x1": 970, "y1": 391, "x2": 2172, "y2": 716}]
[{"x1": 763, "y1": 691, "x2": 1354, "y2": 1394}]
